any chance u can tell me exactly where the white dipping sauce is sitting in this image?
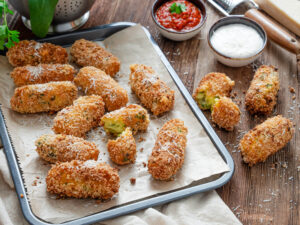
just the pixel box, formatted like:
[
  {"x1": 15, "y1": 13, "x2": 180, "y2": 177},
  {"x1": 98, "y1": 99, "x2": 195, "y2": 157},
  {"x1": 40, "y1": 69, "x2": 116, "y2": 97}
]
[{"x1": 210, "y1": 23, "x2": 264, "y2": 58}]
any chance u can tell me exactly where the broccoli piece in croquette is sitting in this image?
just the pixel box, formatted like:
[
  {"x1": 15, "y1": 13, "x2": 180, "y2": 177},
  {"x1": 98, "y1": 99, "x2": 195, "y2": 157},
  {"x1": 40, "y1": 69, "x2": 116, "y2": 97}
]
[
  {"x1": 193, "y1": 72, "x2": 234, "y2": 110},
  {"x1": 100, "y1": 104, "x2": 149, "y2": 136}
]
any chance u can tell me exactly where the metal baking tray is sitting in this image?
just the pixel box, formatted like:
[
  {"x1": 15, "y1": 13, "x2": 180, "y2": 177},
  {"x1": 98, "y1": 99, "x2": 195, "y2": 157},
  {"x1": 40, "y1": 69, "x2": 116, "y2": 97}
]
[{"x1": 0, "y1": 22, "x2": 234, "y2": 225}]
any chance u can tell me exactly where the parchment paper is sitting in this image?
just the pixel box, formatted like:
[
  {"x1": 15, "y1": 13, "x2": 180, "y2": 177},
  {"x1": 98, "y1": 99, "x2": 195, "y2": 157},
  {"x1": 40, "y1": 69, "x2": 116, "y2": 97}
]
[{"x1": 0, "y1": 25, "x2": 229, "y2": 223}]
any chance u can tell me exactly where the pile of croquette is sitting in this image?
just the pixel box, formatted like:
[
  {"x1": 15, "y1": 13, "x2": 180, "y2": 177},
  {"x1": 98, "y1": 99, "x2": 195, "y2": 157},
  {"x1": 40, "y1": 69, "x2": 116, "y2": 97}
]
[
  {"x1": 7, "y1": 40, "x2": 185, "y2": 200},
  {"x1": 6, "y1": 37, "x2": 295, "y2": 203}
]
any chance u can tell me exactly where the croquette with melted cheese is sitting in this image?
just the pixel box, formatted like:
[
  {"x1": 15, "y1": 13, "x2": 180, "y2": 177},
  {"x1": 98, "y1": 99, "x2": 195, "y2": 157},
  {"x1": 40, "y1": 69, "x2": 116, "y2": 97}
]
[
  {"x1": 46, "y1": 160, "x2": 120, "y2": 199},
  {"x1": 70, "y1": 39, "x2": 120, "y2": 77},
  {"x1": 6, "y1": 40, "x2": 68, "y2": 67},
  {"x1": 193, "y1": 72, "x2": 235, "y2": 110},
  {"x1": 100, "y1": 104, "x2": 150, "y2": 136},
  {"x1": 74, "y1": 66, "x2": 128, "y2": 111},
  {"x1": 35, "y1": 134, "x2": 99, "y2": 163},
  {"x1": 53, "y1": 95, "x2": 105, "y2": 138},
  {"x1": 10, "y1": 81, "x2": 77, "y2": 113},
  {"x1": 239, "y1": 115, "x2": 293, "y2": 166},
  {"x1": 130, "y1": 64, "x2": 175, "y2": 116},
  {"x1": 148, "y1": 119, "x2": 188, "y2": 181},
  {"x1": 11, "y1": 64, "x2": 75, "y2": 87}
]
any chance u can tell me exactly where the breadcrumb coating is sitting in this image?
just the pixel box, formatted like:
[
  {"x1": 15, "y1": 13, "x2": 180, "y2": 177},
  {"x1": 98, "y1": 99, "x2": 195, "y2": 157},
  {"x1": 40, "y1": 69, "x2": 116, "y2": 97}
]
[
  {"x1": 193, "y1": 72, "x2": 235, "y2": 110},
  {"x1": 6, "y1": 40, "x2": 68, "y2": 67},
  {"x1": 211, "y1": 97, "x2": 240, "y2": 131},
  {"x1": 10, "y1": 81, "x2": 77, "y2": 113},
  {"x1": 130, "y1": 64, "x2": 175, "y2": 116},
  {"x1": 35, "y1": 134, "x2": 99, "y2": 163},
  {"x1": 100, "y1": 104, "x2": 150, "y2": 136},
  {"x1": 70, "y1": 39, "x2": 120, "y2": 77},
  {"x1": 239, "y1": 115, "x2": 293, "y2": 166},
  {"x1": 148, "y1": 119, "x2": 188, "y2": 180},
  {"x1": 74, "y1": 66, "x2": 128, "y2": 111},
  {"x1": 107, "y1": 128, "x2": 136, "y2": 165},
  {"x1": 46, "y1": 160, "x2": 120, "y2": 199},
  {"x1": 53, "y1": 95, "x2": 105, "y2": 138},
  {"x1": 11, "y1": 64, "x2": 75, "y2": 87},
  {"x1": 245, "y1": 65, "x2": 279, "y2": 115}
]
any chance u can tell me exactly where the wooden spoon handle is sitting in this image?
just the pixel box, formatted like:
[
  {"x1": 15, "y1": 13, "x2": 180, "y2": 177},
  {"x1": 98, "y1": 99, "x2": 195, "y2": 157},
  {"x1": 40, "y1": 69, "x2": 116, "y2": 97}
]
[{"x1": 245, "y1": 8, "x2": 300, "y2": 55}]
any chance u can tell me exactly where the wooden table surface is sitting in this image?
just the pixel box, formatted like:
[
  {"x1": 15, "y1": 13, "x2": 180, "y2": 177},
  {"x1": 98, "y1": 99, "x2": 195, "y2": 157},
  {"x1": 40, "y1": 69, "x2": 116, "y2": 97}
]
[{"x1": 9, "y1": 0, "x2": 300, "y2": 224}]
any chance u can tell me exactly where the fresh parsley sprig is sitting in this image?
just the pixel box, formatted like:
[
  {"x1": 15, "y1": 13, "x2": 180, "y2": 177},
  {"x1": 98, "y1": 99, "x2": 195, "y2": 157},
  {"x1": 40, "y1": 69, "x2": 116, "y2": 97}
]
[
  {"x1": 169, "y1": 2, "x2": 187, "y2": 14},
  {"x1": 0, "y1": 0, "x2": 19, "y2": 50}
]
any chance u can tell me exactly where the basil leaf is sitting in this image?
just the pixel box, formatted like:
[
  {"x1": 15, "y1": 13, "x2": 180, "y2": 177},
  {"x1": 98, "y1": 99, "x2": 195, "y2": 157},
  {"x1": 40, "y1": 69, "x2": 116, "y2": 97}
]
[
  {"x1": 169, "y1": 3, "x2": 186, "y2": 14},
  {"x1": 169, "y1": 3, "x2": 177, "y2": 13},
  {"x1": 28, "y1": 0, "x2": 58, "y2": 38},
  {"x1": 179, "y1": 3, "x2": 186, "y2": 12}
]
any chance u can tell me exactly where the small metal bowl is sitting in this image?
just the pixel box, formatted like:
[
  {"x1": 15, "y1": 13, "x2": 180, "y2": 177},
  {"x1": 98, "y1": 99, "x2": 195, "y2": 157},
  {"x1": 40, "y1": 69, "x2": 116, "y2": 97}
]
[
  {"x1": 208, "y1": 16, "x2": 267, "y2": 67},
  {"x1": 8, "y1": 0, "x2": 96, "y2": 33},
  {"x1": 152, "y1": 0, "x2": 207, "y2": 41}
]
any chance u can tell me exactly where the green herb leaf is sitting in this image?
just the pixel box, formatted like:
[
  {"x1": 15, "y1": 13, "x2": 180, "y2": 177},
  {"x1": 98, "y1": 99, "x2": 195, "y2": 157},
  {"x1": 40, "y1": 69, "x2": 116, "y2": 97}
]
[
  {"x1": 28, "y1": 0, "x2": 59, "y2": 38},
  {"x1": 169, "y1": 3, "x2": 177, "y2": 13},
  {"x1": 169, "y1": 2, "x2": 186, "y2": 14},
  {"x1": 0, "y1": 0, "x2": 20, "y2": 50},
  {"x1": 179, "y1": 3, "x2": 186, "y2": 12}
]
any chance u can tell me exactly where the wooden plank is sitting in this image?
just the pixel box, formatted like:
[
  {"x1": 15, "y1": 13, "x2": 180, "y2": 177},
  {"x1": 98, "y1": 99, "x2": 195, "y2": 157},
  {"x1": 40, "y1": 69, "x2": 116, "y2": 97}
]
[{"x1": 7, "y1": 0, "x2": 300, "y2": 224}]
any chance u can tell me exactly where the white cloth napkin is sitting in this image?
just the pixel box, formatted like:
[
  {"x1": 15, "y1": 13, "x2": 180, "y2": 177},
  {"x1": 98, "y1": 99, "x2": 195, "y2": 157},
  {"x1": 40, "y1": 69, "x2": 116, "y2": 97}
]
[{"x1": 0, "y1": 149, "x2": 242, "y2": 225}]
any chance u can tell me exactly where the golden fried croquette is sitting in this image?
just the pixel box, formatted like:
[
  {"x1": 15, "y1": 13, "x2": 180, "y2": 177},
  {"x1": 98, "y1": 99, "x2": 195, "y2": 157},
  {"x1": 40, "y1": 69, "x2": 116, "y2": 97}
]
[
  {"x1": 211, "y1": 97, "x2": 240, "y2": 131},
  {"x1": 46, "y1": 160, "x2": 120, "y2": 199},
  {"x1": 100, "y1": 104, "x2": 150, "y2": 136},
  {"x1": 74, "y1": 66, "x2": 128, "y2": 111},
  {"x1": 130, "y1": 64, "x2": 175, "y2": 116},
  {"x1": 6, "y1": 40, "x2": 68, "y2": 67},
  {"x1": 53, "y1": 95, "x2": 105, "y2": 138},
  {"x1": 10, "y1": 81, "x2": 77, "y2": 113},
  {"x1": 35, "y1": 134, "x2": 99, "y2": 163},
  {"x1": 11, "y1": 64, "x2": 75, "y2": 87},
  {"x1": 70, "y1": 39, "x2": 120, "y2": 77},
  {"x1": 245, "y1": 65, "x2": 279, "y2": 115},
  {"x1": 239, "y1": 115, "x2": 293, "y2": 166},
  {"x1": 107, "y1": 128, "x2": 136, "y2": 165},
  {"x1": 148, "y1": 119, "x2": 188, "y2": 180},
  {"x1": 193, "y1": 72, "x2": 235, "y2": 110}
]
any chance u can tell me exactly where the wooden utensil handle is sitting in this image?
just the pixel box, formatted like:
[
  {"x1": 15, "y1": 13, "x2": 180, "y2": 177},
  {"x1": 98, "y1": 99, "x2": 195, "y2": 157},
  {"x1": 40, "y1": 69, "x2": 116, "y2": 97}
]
[{"x1": 245, "y1": 8, "x2": 300, "y2": 55}]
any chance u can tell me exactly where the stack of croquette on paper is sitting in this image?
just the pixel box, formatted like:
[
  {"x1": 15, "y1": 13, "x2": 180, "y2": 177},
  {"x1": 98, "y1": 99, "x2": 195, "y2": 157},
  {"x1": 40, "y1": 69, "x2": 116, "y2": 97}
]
[{"x1": 5, "y1": 37, "x2": 190, "y2": 201}]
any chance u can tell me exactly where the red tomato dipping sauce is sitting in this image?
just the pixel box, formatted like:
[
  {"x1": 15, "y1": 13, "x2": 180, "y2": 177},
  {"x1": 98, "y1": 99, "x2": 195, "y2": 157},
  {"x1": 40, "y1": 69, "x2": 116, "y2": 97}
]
[{"x1": 156, "y1": 0, "x2": 202, "y2": 32}]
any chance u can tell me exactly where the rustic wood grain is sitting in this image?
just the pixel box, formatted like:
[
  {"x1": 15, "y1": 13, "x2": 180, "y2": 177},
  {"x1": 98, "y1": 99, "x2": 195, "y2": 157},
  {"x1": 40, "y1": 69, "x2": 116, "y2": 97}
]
[{"x1": 8, "y1": 0, "x2": 300, "y2": 224}]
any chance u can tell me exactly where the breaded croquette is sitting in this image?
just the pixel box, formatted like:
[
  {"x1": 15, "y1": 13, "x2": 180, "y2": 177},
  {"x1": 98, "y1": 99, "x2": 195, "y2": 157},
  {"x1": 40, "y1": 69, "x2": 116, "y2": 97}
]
[
  {"x1": 239, "y1": 115, "x2": 293, "y2": 166},
  {"x1": 6, "y1": 40, "x2": 68, "y2": 67},
  {"x1": 46, "y1": 160, "x2": 120, "y2": 199},
  {"x1": 130, "y1": 64, "x2": 175, "y2": 116},
  {"x1": 245, "y1": 65, "x2": 279, "y2": 115},
  {"x1": 74, "y1": 66, "x2": 128, "y2": 111},
  {"x1": 193, "y1": 72, "x2": 235, "y2": 110},
  {"x1": 211, "y1": 97, "x2": 240, "y2": 131},
  {"x1": 107, "y1": 128, "x2": 136, "y2": 165},
  {"x1": 35, "y1": 134, "x2": 99, "y2": 163},
  {"x1": 100, "y1": 104, "x2": 150, "y2": 136},
  {"x1": 10, "y1": 81, "x2": 77, "y2": 113},
  {"x1": 53, "y1": 95, "x2": 105, "y2": 138},
  {"x1": 11, "y1": 64, "x2": 75, "y2": 87},
  {"x1": 70, "y1": 39, "x2": 120, "y2": 77},
  {"x1": 148, "y1": 119, "x2": 188, "y2": 180}
]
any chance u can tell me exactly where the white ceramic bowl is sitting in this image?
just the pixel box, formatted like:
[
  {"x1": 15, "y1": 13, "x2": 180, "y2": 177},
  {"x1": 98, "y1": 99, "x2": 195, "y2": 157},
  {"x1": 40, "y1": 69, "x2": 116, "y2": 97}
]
[
  {"x1": 208, "y1": 16, "x2": 267, "y2": 67},
  {"x1": 152, "y1": 0, "x2": 207, "y2": 41}
]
